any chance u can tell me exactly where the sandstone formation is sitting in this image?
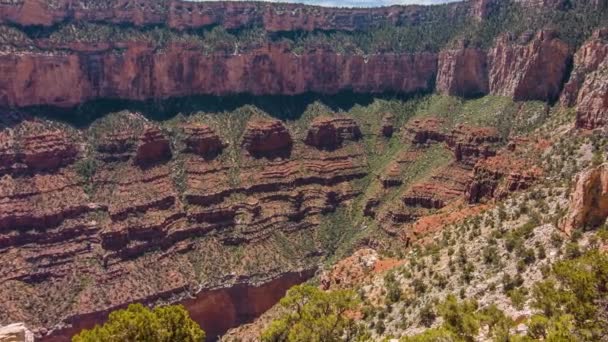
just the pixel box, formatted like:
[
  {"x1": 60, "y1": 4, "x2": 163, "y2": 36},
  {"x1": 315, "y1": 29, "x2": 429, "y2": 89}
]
[
  {"x1": 561, "y1": 163, "x2": 608, "y2": 234},
  {"x1": 0, "y1": 43, "x2": 439, "y2": 108},
  {"x1": 320, "y1": 248, "x2": 378, "y2": 290},
  {"x1": 304, "y1": 116, "x2": 362, "y2": 150},
  {"x1": 0, "y1": 0, "x2": 468, "y2": 31},
  {"x1": 446, "y1": 125, "x2": 501, "y2": 165},
  {"x1": 182, "y1": 124, "x2": 226, "y2": 159},
  {"x1": 134, "y1": 126, "x2": 172, "y2": 166},
  {"x1": 466, "y1": 152, "x2": 541, "y2": 203},
  {"x1": 381, "y1": 113, "x2": 395, "y2": 138},
  {"x1": 0, "y1": 112, "x2": 368, "y2": 338},
  {"x1": 562, "y1": 29, "x2": 608, "y2": 129},
  {"x1": 437, "y1": 44, "x2": 488, "y2": 98},
  {"x1": 561, "y1": 29, "x2": 608, "y2": 107},
  {"x1": 488, "y1": 30, "x2": 571, "y2": 102},
  {"x1": 374, "y1": 117, "x2": 506, "y2": 236},
  {"x1": 403, "y1": 117, "x2": 447, "y2": 145},
  {"x1": 242, "y1": 118, "x2": 293, "y2": 158}
]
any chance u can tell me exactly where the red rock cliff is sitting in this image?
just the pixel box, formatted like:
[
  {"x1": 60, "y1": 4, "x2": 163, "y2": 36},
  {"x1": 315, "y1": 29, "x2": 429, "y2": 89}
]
[
  {"x1": 562, "y1": 29, "x2": 608, "y2": 129},
  {"x1": 488, "y1": 30, "x2": 571, "y2": 102},
  {"x1": 0, "y1": 0, "x2": 467, "y2": 31},
  {"x1": 0, "y1": 42, "x2": 438, "y2": 108}
]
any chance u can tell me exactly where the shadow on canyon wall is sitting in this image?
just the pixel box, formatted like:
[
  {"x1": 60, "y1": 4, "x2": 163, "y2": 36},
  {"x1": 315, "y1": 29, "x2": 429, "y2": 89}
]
[
  {"x1": 41, "y1": 270, "x2": 315, "y2": 342},
  {"x1": 14, "y1": 90, "x2": 428, "y2": 128}
]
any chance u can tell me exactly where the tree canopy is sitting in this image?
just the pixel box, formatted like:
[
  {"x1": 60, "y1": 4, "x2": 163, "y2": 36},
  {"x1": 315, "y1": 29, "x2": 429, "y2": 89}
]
[
  {"x1": 261, "y1": 285, "x2": 366, "y2": 342},
  {"x1": 72, "y1": 303, "x2": 205, "y2": 342}
]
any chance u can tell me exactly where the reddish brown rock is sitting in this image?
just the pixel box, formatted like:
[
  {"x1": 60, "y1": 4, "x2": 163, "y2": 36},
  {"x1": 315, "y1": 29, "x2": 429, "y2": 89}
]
[
  {"x1": 403, "y1": 117, "x2": 447, "y2": 144},
  {"x1": 437, "y1": 44, "x2": 488, "y2": 97},
  {"x1": 561, "y1": 163, "x2": 608, "y2": 234},
  {"x1": 0, "y1": 43, "x2": 438, "y2": 108},
  {"x1": 381, "y1": 113, "x2": 395, "y2": 138},
  {"x1": 182, "y1": 124, "x2": 226, "y2": 159},
  {"x1": 488, "y1": 30, "x2": 571, "y2": 102},
  {"x1": 304, "y1": 116, "x2": 362, "y2": 150},
  {"x1": 466, "y1": 153, "x2": 541, "y2": 203},
  {"x1": 19, "y1": 130, "x2": 78, "y2": 171},
  {"x1": 563, "y1": 29, "x2": 608, "y2": 129},
  {"x1": 561, "y1": 28, "x2": 608, "y2": 108},
  {"x1": 134, "y1": 127, "x2": 171, "y2": 166},
  {"x1": 574, "y1": 68, "x2": 608, "y2": 129},
  {"x1": 402, "y1": 163, "x2": 472, "y2": 210},
  {"x1": 242, "y1": 119, "x2": 293, "y2": 158},
  {"x1": 0, "y1": 122, "x2": 78, "y2": 174},
  {"x1": 446, "y1": 125, "x2": 501, "y2": 165},
  {"x1": 0, "y1": 0, "x2": 467, "y2": 31},
  {"x1": 96, "y1": 131, "x2": 137, "y2": 163}
]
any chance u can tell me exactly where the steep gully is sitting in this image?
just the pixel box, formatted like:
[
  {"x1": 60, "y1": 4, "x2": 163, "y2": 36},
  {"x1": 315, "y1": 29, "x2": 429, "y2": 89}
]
[{"x1": 1, "y1": 1, "x2": 608, "y2": 340}]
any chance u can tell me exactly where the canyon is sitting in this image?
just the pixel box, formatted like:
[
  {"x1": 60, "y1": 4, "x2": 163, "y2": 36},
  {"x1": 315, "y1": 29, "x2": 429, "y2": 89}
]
[{"x1": 0, "y1": 0, "x2": 608, "y2": 340}]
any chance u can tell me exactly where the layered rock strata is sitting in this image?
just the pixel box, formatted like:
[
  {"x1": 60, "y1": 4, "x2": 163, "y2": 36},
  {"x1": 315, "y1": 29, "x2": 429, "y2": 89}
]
[
  {"x1": 0, "y1": 112, "x2": 367, "y2": 338},
  {"x1": 561, "y1": 163, "x2": 608, "y2": 234},
  {"x1": 304, "y1": 116, "x2": 362, "y2": 150},
  {"x1": 0, "y1": 43, "x2": 439, "y2": 108},
  {"x1": 436, "y1": 44, "x2": 489, "y2": 97},
  {"x1": 488, "y1": 30, "x2": 571, "y2": 102},
  {"x1": 561, "y1": 29, "x2": 608, "y2": 129},
  {"x1": 0, "y1": 0, "x2": 467, "y2": 31}
]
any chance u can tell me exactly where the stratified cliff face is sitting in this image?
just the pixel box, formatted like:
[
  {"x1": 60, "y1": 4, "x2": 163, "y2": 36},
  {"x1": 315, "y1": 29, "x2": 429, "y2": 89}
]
[
  {"x1": 561, "y1": 163, "x2": 608, "y2": 234},
  {"x1": 561, "y1": 29, "x2": 608, "y2": 129},
  {"x1": 488, "y1": 30, "x2": 571, "y2": 102},
  {"x1": 436, "y1": 44, "x2": 488, "y2": 98},
  {"x1": 0, "y1": 42, "x2": 438, "y2": 108},
  {"x1": 0, "y1": 111, "x2": 367, "y2": 338},
  {"x1": 0, "y1": 0, "x2": 467, "y2": 31}
]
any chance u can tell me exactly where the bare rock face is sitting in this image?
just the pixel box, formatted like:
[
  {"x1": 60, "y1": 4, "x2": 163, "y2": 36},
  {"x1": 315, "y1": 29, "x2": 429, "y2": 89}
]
[
  {"x1": 381, "y1": 113, "x2": 395, "y2": 138},
  {"x1": 561, "y1": 163, "x2": 608, "y2": 234},
  {"x1": 242, "y1": 119, "x2": 293, "y2": 158},
  {"x1": 0, "y1": 0, "x2": 467, "y2": 31},
  {"x1": 437, "y1": 45, "x2": 488, "y2": 97},
  {"x1": 305, "y1": 116, "x2": 362, "y2": 150},
  {"x1": 0, "y1": 121, "x2": 78, "y2": 174},
  {"x1": 0, "y1": 323, "x2": 34, "y2": 342},
  {"x1": 488, "y1": 30, "x2": 571, "y2": 102},
  {"x1": 563, "y1": 29, "x2": 608, "y2": 129},
  {"x1": 403, "y1": 117, "x2": 447, "y2": 144},
  {"x1": 446, "y1": 125, "x2": 501, "y2": 166},
  {"x1": 182, "y1": 124, "x2": 226, "y2": 159},
  {"x1": 574, "y1": 66, "x2": 608, "y2": 129},
  {"x1": 134, "y1": 126, "x2": 172, "y2": 166},
  {"x1": 96, "y1": 131, "x2": 137, "y2": 163},
  {"x1": 0, "y1": 43, "x2": 439, "y2": 108},
  {"x1": 466, "y1": 152, "x2": 541, "y2": 203},
  {"x1": 561, "y1": 28, "x2": 608, "y2": 107},
  {"x1": 0, "y1": 112, "x2": 368, "y2": 338}
]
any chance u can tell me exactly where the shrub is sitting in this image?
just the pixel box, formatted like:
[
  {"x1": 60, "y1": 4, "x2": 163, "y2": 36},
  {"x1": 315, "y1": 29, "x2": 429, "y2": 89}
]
[
  {"x1": 72, "y1": 303, "x2": 205, "y2": 342},
  {"x1": 261, "y1": 285, "x2": 361, "y2": 342}
]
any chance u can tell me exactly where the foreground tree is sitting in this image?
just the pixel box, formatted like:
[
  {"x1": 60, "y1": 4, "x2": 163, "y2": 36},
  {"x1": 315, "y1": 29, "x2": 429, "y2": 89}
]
[
  {"x1": 72, "y1": 303, "x2": 205, "y2": 342},
  {"x1": 261, "y1": 285, "x2": 365, "y2": 342}
]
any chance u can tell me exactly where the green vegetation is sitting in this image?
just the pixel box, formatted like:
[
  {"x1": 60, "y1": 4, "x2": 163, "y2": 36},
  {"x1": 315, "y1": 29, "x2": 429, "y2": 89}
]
[
  {"x1": 8, "y1": 1, "x2": 608, "y2": 55},
  {"x1": 261, "y1": 285, "x2": 367, "y2": 342},
  {"x1": 400, "y1": 249, "x2": 608, "y2": 341},
  {"x1": 72, "y1": 303, "x2": 205, "y2": 342}
]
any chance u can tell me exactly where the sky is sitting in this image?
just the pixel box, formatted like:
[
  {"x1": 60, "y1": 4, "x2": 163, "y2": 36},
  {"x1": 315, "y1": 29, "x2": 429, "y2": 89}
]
[{"x1": 197, "y1": 0, "x2": 459, "y2": 7}]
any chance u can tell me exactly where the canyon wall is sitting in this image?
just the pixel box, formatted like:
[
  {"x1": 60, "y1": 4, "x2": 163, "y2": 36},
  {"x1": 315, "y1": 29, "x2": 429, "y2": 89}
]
[
  {"x1": 0, "y1": 111, "x2": 367, "y2": 338},
  {"x1": 0, "y1": 0, "x2": 467, "y2": 31},
  {"x1": 0, "y1": 43, "x2": 438, "y2": 108},
  {"x1": 0, "y1": 0, "x2": 586, "y2": 109},
  {"x1": 0, "y1": 30, "x2": 575, "y2": 108}
]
